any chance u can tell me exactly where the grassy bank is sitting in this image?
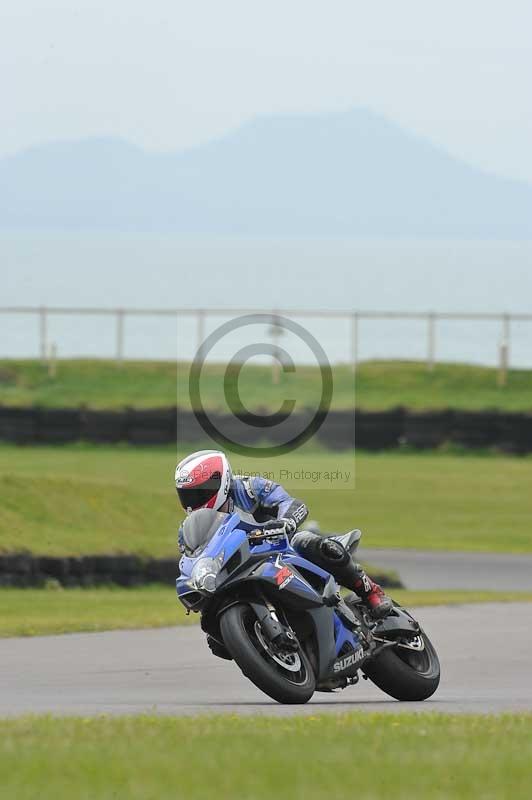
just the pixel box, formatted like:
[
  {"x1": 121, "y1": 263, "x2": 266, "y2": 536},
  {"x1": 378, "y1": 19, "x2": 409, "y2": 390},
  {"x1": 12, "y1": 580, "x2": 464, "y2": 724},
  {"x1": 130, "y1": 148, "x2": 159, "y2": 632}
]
[
  {"x1": 1, "y1": 713, "x2": 531, "y2": 799},
  {"x1": 1, "y1": 358, "x2": 532, "y2": 410},
  {"x1": 1, "y1": 444, "x2": 531, "y2": 555},
  {"x1": 2, "y1": 587, "x2": 532, "y2": 638}
]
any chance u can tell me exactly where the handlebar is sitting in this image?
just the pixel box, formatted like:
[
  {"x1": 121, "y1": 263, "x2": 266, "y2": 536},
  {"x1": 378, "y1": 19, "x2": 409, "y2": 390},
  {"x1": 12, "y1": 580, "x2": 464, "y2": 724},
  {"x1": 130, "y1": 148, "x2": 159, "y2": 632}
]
[{"x1": 247, "y1": 528, "x2": 288, "y2": 543}]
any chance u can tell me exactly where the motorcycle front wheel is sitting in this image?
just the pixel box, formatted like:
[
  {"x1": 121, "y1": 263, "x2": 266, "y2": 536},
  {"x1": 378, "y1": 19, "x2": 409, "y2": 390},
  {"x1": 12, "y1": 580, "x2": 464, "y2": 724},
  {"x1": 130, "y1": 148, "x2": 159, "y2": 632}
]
[{"x1": 220, "y1": 603, "x2": 316, "y2": 704}]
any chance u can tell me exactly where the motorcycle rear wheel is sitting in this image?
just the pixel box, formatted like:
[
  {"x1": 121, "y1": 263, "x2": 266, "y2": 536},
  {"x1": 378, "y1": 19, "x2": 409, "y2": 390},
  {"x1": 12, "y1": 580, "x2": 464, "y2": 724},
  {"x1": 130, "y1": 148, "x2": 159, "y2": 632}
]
[
  {"x1": 363, "y1": 629, "x2": 440, "y2": 701},
  {"x1": 220, "y1": 603, "x2": 316, "y2": 704}
]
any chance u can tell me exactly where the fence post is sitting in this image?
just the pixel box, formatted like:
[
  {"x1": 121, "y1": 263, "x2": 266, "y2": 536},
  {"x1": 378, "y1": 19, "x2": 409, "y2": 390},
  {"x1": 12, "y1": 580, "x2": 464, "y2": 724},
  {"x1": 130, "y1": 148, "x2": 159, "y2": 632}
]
[
  {"x1": 48, "y1": 343, "x2": 57, "y2": 378},
  {"x1": 39, "y1": 306, "x2": 48, "y2": 364},
  {"x1": 427, "y1": 312, "x2": 436, "y2": 371},
  {"x1": 116, "y1": 309, "x2": 124, "y2": 366},
  {"x1": 498, "y1": 313, "x2": 510, "y2": 387},
  {"x1": 350, "y1": 313, "x2": 359, "y2": 372},
  {"x1": 503, "y1": 313, "x2": 511, "y2": 362}
]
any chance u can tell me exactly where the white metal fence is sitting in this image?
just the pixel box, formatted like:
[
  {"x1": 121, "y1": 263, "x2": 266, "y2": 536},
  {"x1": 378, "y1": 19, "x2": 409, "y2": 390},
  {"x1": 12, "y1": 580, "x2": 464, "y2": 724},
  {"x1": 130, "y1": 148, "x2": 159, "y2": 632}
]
[{"x1": 1, "y1": 305, "x2": 530, "y2": 381}]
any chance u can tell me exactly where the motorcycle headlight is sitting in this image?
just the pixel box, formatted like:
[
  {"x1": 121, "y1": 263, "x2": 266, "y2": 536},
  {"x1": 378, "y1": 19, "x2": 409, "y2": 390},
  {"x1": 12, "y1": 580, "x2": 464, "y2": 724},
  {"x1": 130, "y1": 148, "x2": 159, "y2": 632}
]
[{"x1": 191, "y1": 554, "x2": 223, "y2": 593}]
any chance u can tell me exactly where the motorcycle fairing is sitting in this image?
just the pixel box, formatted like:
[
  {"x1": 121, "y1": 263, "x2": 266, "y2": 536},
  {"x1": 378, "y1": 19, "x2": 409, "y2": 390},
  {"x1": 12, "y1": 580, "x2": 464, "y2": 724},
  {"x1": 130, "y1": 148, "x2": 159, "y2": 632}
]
[
  {"x1": 373, "y1": 606, "x2": 421, "y2": 638},
  {"x1": 177, "y1": 511, "x2": 368, "y2": 681}
]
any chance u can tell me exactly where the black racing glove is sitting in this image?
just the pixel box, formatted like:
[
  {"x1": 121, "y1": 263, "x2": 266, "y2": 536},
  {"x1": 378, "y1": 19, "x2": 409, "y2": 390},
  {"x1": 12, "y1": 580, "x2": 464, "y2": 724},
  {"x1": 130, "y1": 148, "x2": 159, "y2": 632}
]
[{"x1": 262, "y1": 517, "x2": 297, "y2": 537}]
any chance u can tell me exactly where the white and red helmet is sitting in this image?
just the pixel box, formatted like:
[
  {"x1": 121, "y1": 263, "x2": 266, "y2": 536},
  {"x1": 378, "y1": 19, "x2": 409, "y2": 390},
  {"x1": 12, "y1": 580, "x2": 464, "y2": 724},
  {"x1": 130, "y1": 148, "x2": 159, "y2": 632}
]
[{"x1": 175, "y1": 450, "x2": 232, "y2": 513}]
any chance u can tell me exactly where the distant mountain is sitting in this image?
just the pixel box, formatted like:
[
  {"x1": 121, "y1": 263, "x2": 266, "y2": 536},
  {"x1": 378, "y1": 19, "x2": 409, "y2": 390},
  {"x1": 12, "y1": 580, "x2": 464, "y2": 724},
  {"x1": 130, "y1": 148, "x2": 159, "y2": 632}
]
[{"x1": 1, "y1": 109, "x2": 531, "y2": 236}]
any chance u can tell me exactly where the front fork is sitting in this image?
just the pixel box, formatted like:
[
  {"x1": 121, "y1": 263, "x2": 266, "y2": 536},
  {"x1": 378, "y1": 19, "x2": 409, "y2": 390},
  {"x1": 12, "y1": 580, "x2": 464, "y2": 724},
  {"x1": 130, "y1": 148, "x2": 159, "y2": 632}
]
[{"x1": 249, "y1": 600, "x2": 299, "y2": 652}]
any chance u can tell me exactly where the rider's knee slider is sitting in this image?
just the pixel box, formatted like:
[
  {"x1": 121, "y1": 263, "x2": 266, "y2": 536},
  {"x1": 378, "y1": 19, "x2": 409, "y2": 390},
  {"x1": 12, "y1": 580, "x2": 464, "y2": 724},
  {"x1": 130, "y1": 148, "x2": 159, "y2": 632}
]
[
  {"x1": 319, "y1": 537, "x2": 351, "y2": 566},
  {"x1": 292, "y1": 532, "x2": 350, "y2": 569}
]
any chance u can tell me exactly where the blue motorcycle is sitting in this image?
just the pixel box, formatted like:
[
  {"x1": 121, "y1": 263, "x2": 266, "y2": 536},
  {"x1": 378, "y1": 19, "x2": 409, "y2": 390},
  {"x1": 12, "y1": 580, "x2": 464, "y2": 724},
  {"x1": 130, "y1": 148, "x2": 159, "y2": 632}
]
[{"x1": 176, "y1": 508, "x2": 440, "y2": 704}]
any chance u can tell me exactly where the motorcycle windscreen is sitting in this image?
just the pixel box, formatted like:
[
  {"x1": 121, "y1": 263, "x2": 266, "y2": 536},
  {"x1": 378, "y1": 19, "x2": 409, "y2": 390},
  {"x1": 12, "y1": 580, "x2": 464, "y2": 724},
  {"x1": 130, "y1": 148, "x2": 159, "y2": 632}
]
[{"x1": 181, "y1": 508, "x2": 230, "y2": 556}]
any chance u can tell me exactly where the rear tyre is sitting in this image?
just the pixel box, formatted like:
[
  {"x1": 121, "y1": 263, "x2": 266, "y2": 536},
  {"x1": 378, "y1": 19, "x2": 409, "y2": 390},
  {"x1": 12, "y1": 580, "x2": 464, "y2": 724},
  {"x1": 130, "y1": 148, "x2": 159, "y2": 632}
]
[
  {"x1": 220, "y1": 603, "x2": 315, "y2": 704},
  {"x1": 363, "y1": 630, "x2": 440, "y2": 701}
]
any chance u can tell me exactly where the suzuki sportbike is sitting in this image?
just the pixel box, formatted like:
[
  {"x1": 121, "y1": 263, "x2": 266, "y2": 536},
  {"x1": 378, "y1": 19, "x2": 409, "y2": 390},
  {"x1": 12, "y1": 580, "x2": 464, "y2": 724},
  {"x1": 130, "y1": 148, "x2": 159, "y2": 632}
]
[{"x1": 176, "y1": 508, "x2": 440, "y2": 704}]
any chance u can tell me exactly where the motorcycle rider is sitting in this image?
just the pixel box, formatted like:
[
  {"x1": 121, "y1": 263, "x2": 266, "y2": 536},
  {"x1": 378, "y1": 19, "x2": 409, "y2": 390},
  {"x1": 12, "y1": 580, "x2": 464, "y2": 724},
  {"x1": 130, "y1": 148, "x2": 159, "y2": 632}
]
[{"x1": 175, "y1": 449, "x2": 393, "y2": 621}]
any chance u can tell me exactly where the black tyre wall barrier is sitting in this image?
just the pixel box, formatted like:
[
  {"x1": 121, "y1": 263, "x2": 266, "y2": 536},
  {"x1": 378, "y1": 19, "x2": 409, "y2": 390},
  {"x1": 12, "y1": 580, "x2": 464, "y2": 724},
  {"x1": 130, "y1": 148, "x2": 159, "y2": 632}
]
[
  {"x1": 1, "y1": 405, "x2": 532, "y2": 452},
  {"x1": 0, "y1": 553, "x2": 177, "y2": 588},
  {"x1": 127, "y1": 408, "x2": 177, "y2": 445},
  {"x1": 316, "y1": 410, "x2": 356, "y2": 450},
  {"x1": 0, "y1": 407, "x2": 39, "y2": 444},
  {"x1": 354, "y1": 409, "x2": 405, "y2": 450},
  {"x1": 449, "y1": 411, "x2": 502, "y2": 449},
  {"x1": 37, "y1": 409, "x2": 82, "y2": 444},
  {"x1": 82, "y1": 410, "x2": 128, "y2": 443},
  {"x1": 498, "y1": 413, "x2": 532, "y2": 455},
  {"x1": 404, "y1": 411, "x2": 454, "y2": 449}
]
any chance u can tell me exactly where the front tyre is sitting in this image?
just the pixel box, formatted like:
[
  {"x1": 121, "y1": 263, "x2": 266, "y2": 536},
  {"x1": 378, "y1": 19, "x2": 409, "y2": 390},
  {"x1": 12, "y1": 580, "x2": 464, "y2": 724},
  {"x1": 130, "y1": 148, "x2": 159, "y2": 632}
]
[
  {"x1": 363, "y1": 630, "x2": 440, "y2": 701},
  {"x1": 220, "y1": 603, "x2": 315, "y2": 704}
]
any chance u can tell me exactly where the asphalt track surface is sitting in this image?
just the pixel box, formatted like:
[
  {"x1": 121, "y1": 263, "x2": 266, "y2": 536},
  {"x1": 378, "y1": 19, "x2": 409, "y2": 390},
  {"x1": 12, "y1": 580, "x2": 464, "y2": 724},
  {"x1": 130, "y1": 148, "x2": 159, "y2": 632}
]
[
  {"x1": 359, "y1": 549, "x2": 532, "y2": 591},
  {"x1": 1, "y1": 604, "x2": 531, "y2": 717}
]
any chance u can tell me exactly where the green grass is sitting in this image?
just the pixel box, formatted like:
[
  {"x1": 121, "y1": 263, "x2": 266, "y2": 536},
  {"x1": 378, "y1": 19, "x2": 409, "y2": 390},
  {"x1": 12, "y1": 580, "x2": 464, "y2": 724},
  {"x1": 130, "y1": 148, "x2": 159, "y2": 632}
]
[
  {"x1": 2, "y1": 587, "x2": 532, "y2": 638},
  {"x1": 1, "y1": 444, "x2": 531, "y2": 555},
  {"x1": 0, "y1": 586, "x2": 192, "y2": 637},
  {"x1": 1, "y1": 357, "x2": 532, "y2": 410},
  {"x1": 1, "y1": 713, "x2": 531, "y2": 799}
]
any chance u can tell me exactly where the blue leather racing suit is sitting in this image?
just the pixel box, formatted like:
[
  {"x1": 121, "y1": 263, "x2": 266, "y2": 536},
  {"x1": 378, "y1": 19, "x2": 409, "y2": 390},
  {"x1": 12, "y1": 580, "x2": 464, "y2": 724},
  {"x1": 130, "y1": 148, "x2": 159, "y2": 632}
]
[{"x1": 229, "y1": 474, "x2": 308, "y2": 530}]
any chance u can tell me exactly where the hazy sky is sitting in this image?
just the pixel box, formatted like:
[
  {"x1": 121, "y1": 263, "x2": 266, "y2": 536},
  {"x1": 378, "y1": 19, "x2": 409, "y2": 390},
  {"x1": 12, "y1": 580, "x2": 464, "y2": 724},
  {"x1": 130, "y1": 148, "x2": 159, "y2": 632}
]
[{"x1": 2, "y1": 1, "x2": 531, "y2": 181}]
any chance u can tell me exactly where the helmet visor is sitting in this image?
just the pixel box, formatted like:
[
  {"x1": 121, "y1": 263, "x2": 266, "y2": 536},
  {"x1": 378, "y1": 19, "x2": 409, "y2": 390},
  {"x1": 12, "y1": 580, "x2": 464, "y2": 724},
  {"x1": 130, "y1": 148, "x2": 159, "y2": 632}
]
[{"x1": 176, "y1": 471, "x2": 222, "y2": 510}]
